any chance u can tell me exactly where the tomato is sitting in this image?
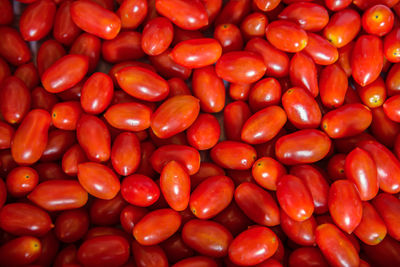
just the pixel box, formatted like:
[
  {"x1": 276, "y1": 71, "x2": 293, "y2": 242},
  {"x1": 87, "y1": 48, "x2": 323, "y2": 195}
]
[
  {"x1": 190, "y1": 162, "x2": 225, "y2": 189},
  {"x1": 372, "y1": 193, "x2": 400, "y2": 241},
  {"x1": 265, "y1": 20, "x2": 308, "y2": 53},
  {"x1": 102, "y1": 31, "x2": 144, "y2": 63},
  {"x1": 77, "y1": 235, "x2": 130, "y2": 267},
  {"x1": 211, "y1": 141, "x2": 257, "y2": 170},
  {"x1": 354, "y1": 202, "x2": 387, "y2": 245},
  {"x1": 80, "y1": 72, "x2": 113, "y2": 114},
  {"x1": 41, "y1": 54, "x2": 89, "y2": 93},
  {"x1": 0, "y1": 26, "x2": 31, "y2": 66},
  {"x1": 70, "y1": 0, "x2": 121, "y2": 40},
  {"x1": 155, "y1": 0, "x2": 208, "y2": 30},
  {"x1": 77, "y1": 162, "x2": 120, "y2": 200},
  {"x1": 6, "y1": 166, "x2": 38, "y2": 197},
  {"x1": 90, "y1": 193, "x2": 127, "y2": 226},
  {"x1": 248, "y1": 78, "x2": 281, "y2": 112},
  {"x1": 120, "y1": 205, "x2": 147, "y2": 235},
  {"x1": 288, "y1": 247, "x2": 329, "y2": 267},
  {"x1": 110, "y1": 132, "x2": 140, "y2": 176},
  {"x1": 167, "y1": 78, "x2": 191, "y2": 97},
  {"x1": 289, "y1": 52, "x2": 318, "y2": 97},
  {"x1": 213, "y1": 23, "x2": 243, "y2": 53},
  {"x1": 0, "y1": 236, "x2": 42, "y2": 266},
  {"x1": 149, "y1": 49, "x2": 192, "y2": 80},
  {"x1": 234, "y1": 182, "x2": 280, "y2": 226},
  {"x1": 319, "y1": 64, "x2": 348, "y2": 108},
  {"x1": 186, "y1": 114, "x2": 220, "y2": 150},
  {"x1": 0, "y1": 203, "x2": 52, "y2": 237},
  {"x1": 384, "y1": 27, "x2": 400, "y2": 63},
  {"x1": 84, "y1": 226, "x2": 129, "y2": 241},
  {"x1": 51, "y1": 101, "x2": 82, "y2": 131},
  {"x1": 132, "y1": 240, "x2": 168, "y2": 267},
  {"x1": 362, "y1": 4, "x2": 394, "y2": 36},
  {"x1": 213, "y1": 202, "x2": 251, "y2": 236},
  {"x1": 229, "y1": 226, "x2": 278, "y2": 266},
  {"x1": 241, "y1": 12, "x2": 267, "y2": 40},
  {"x1": 303, "y1": 33, "x2": 338, "y2": 66},
  {"x1": 36, "y1": 40, "x2": 66, "y2": 76},
  {"x1": 214, "y1": 0, "x2": 251, "y2": 25},
  {"x1": 120, "y1": 174, "x2": 159, "y2": 207},
  {"x1": 245, "y1": 37, "x2": 289, "y2": 78},
  {"x1": 104, "y1": 102, "x2": 152, "y2": 132},
  {"x1": 0, "y1": 76, "x2": 31, "y2": 125},
  {"x1": 35, "y1": 231, "x2": 60, "y2": 267},
  {"x1": 141, "y1": 17, "x2": 173, "y2": 56},
  {"x1": 134, "y1": 208, "x2": 181, "y2": 245},
  {"x1": 53, "y1": 1, "x2": 81, "y2": 45},
  {"x1": 19, "y1": 0, "x2": 56, "y2": 41},
  {"x1": 31, "y1": 86, "x2": 59, "y2": 113},
  {"x1": 54, "y1": 245, "x2": 79, "y2": 267},
  {"x1": 11, "y1": 109, "x2": 51, "y2": 165},
  {"x1": 41, "y1": 130, "x2": 76, "y2": 162},
  {"x1": 224, "y1": 101, "x2": 252, "y2": 141},
  {"x1": 160, "y1": 234, "x2": 194, "y2": 263},
  {"x1": 0, "y1": 0, "x2": 13, "y2": 25},
  {"x1": 0, "y1": 57, "x2": 11, "y2": 83},
  {"x1": 14, "y1": 62, "x2": 39, "y2": 90},
  {"x1": 0, "y1": 121, "x2": 13, "y2": 150},
  {"x1": 70, "y1": 33, "x2": 101, "y2": 73},
  {"x1": 362, "y1": 235, "x2": 400, "y2": 267},
  {"x1": 371, "y1": 106, "x2": 400, "y2": 148},
  {"x1": 356, "y1": 76, "x2": 386, "y2": 109},
  {"x1": 55, "y1": 208, "x2": 89, "y2": 243},
  {"x1": 326, "y1": 153, "x2": 346, "y2": 180},
  {"x1": 280, "y1": 209, "x2": 316, "y2": 246},
  {"x1": 252, "y1": 157, "x2": 286, "y2": 191},
  {"x1": 117, "y1": 0, "x2": 147, "y2": 29},
  {"x1": 189, "y1": 175, "x2": 234, "y2": 219},
  {"x1": 278, "y1": 2, "x2": 329, "y2": 32},
  {"x1": 275, "y1": 130, "x2": 331, "y2": 165}
]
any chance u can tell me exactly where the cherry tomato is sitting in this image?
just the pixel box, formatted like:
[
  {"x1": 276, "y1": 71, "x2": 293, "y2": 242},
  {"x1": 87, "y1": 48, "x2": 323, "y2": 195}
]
[
  {"x1": 266, "y1": 20, "x2": 308, "y2": 53},
  {"x1": 36, "y1": 39, "x2": 66, "y2": 77},
  {"x1": 104, "y1": 102, "x2": 152, "y2": 132},
  {"x1": 0, "y1": 0, "x2": 13, "y2": 25},
  {"x1": 51, "y1": 101, "x2": 82, "y2": 131},
  {"x1": 132, "y1": 240, "x2": 168, "y2": 267},
  {"x1": 319, "y1": 64, "x2": 348, "y2": 108},
  {"x1": 53, "y1": 0, "x2": 82, "y2": 45},
  {"x1": 362, "y1": 4, "x2": 394, "y2": 36},
  {"x1": 41, "y1": 129, "x2": 76, "y2": 162},
  {"x1": 213, "y1": 23, "x2": 243, "y2": 53},
  {"x1": 211, "y1": 141, "x2": 257, "y2": 170},
  {"x1": 117, "y1": 0, "x2": 147, "y2": 29},
  {"x1": 303, "y1": 32, "x2": 338, "y2": 66},
  {"x1": 362, "y1": 235, "x2": 400, "y2": 267},
  {"x1": 0, "y1": 236, "x2": 42, "y2": 266},
  {"x1": 111, "y1": 132, "x2": 141, "y2": 176},
  {"x1": 141, "y1": 17, "x2": 173, "y2": 56},
  {"x1": 102, "y1": 31, "x2": 144, "y2": 63},
  {"x1": 14, "y1": 62, "x2": 39, "y2": 90},
  {"x1": 121, "y1": 174, "x2": 160, "y2": 207},
  {"x1": 280, "y1": 209, "x2": 316, "y2": 246},
  {"x1": 149, "y1": 49, "x2": 192, "y2": 80},
  {"x1": 80, "y1": 72, "x2": 113, "y2": 114},
  {"x1": 224, "y1": 101, "x2": 252, "y2": 141},
  {"x1": 384, "y1": 27, "x2": 400, "y2": 63},
  {"x1": 186, "y1": 114, "x2": 220, "y2": 150},
  {"x1": 372, "y1": 193, "x2": 400, "y2": 241},
  {"x1": 354, "y1": 202, "x2": 387, "y2": 245},
  {"x1": 289, "y1": 52, "x2": 318, "y2": 97},
  {"x1": 6, "y1": 166, "x2": 38, "y2": 197},
  {"x1": 288, "y1": 247, "x2": 329, "y2": 267},
  {"x1": 252, "y1": 157, "x2": 286, "y2": 191},
  {"x1": 55, "y1": 208, "x2": 89, "y2": 243},
  {"x1": 0, "y1": 26, "x2": 31, "y2": 66},
  {"x1": 0, "y1": 122, "x2": 13, "y2": 150},
  {"x1": 120, "y1": 205, "x2": 147, "y2": 234},
  {"x1": 70, "y1": 33, "x2": 101, "y2": 73},
  {"x1": 248, "y1": 78, "x2": 281, "y2": 112}
]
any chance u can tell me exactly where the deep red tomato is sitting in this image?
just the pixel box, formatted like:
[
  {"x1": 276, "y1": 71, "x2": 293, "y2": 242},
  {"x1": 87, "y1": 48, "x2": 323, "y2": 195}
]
[
  {"x1": 101, "y1": 31, "x2": 144, "y2": 63},
  {"x1": 53, "y1": 0, "x2": 82, "y2": 45},
  {"x1": 121, "y1": 174, "x2": 160, "y2": 207},
  {"x1": 55, "y1": 208, "x2": 89, "y2": 243},
  {"x1": 90, "y1": 193, "x2": 127, "y2": 226},
  {"x1": 372, "y1": 193, "x2": 400, "y2": 241},
  {"x1": 224, "y1": 101, "x2": 252, "y2": 141},
  {"x1": 289, "y1": 52, "x2": 318, "y2": 97},
  {"x1": 117, "y1": 0, "x2": 147, "y2": 29},
  {"x1": 6, "y1": 166, "x2": 38, "y2": 197},
  {"x1": 362, "y1": 4, "x2": 394, "y2": 36},
  {"x1": 248, "y1": 78, "x2": 281, "y2": 112},
  {"x1": 288, "y1": 247, "x2": 329, "y2": 267},
  {"x1": 0, "y1": 236, "x2": 42, "y2": 266},
  {"x1": 14, "y1": 62, "x2": 39, "y2": 90},
  {"x1": 36, "y1": 39, "x2": 66, "y2": 76},
  {"x1": 0, "y1": 0, "x2": 13, "y2": 25},
  {"x1": 149, "y1": 49, "x2": 192, "y2": 80},
  {"x1": 132, "y1": 240, "x2": 169, "y2": 267},
  {"x1": 120, "y1": 205, "x2": 147, "y2": 234},
  {"x1": 354, "y1": 202, "x2": 387, "y2": 245},
  {"x1": 280, "y1": 209, "x2": 316, "y2": 246},
  {"x1": 319, "y1": 63, "x2": 348, "y2": 108},
  {"x1": 0, "y1": 122, "x2": 13, "y2": 150},
  {"x1": 186, "y1": 113, "x2": 221, "y2": 150},
  {"x1": 0, "y1": 26, "x2": 31, "y2": 66},
  {"x1": 210, "y1": 141, "x2": 257, "y2": 170},
  {"x1": 190, "y1": 162, "x2": 225, "y2": 190},
  {"x1": 214, "y1": 23, "x2": 244, "y2": 52},
  {"x1": 69, "y1": 33, "x2": 101, "y2": 73},
  {"x1": 265, "y1": 20, "x2": 308, "y2": 53}
]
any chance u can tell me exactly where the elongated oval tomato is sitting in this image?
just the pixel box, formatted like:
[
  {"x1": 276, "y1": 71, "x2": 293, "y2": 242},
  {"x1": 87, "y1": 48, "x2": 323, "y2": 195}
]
[
  {"x1": 134, "y1": 208, "x2": 181, "y2": 245},
  {"x1": 117, "y1": 0, "x2": 148, "y2": 30},
  {"x1": 151, "y1": 95, "x2": 200, "y2": 139},
  {"x1": 53, "y1": 0, "x2": 82, "y2": 45},
  {"x1": 19, "y1": 0, "x2": 56, "y2": 41},
  {"x1": 345, "y1": 147, "x2": 378, "y2": 201},
  {"x1": 121, "y1": 174, "x2": 160, "y2": 207},
  {"x1": 0, "y1": 236, "x2": 42, "y2": 266},
  {"x1": 104, "y1": 102, "x2": 152, "y2": 132},
  {"x1": 266, "y1": 20, "x2": 308, "y2": 53},
  {"x1": 41, "y1": 54, "x2": 88, "y2": 93},
  {"x1": 277, "y1": 175, "x2": 314, "y2": 221},
  {"x1": 70, "y1": 33, "x2": 101, "y2": 73},
  {"x1": 372, "y1": 193, "x2": 400, "y2": 241},
  {"x1": 352, "y1": 35, "x2": 383, "y2": 86},
  {"x1": 80, "y1": 72, "x2": 113, "y2": 114},
  {"x1": 77, "y1": 235, "x2": 129, "y2": 267},
  {"x1": 132, "y1": 240, "x2": 169, "y2": 267},
  {"x1": 319, "y1": 63, "x2": 348, "y2": 108},
  {"x1": 155, "y1": 0, "x2": 208, "y2": 30},
  {"x1": 229, "y1": 226, "x2": 278, "y2": 266},
  {"x1": 186, "y1": 113, "x2": 221, "y2": 150},
  {"x1": 62, "y1": 144, "x2": 87, "y2": 176},
  {"x1": 11, "y1": 109, "x2": 51, "y2": 165},
  {"x1": 384, "y1": 27, "x2": 400, "y2": 63},
  {"x1": 275, "y1": 130, "x2": 331, "y2": 165},
  {"x1": 51, "y1": 101, "x2": 83, "y2": 130},
  {"x1": 289, "y1": 247, "x2": 329, "y2": 267},
  {"x1": 55, "y1": 208, "x2": 90, "y2": 243},
  {"x1": 115, "y1": 66, "x2": 169, "y2": 102},
  {"x1": 241, "y1": 105, "x2": 287, "y2": 144},
  {"x1": 101, "y1": 31, "x2": 144, "y2": 63},
  {"x1": 234, "y1": 182, "x2": 280, "y2": 226},
  {"x1": 0, "y1": 122, "x2": 13, "y2": 150},
  {"x1": 0, "y1": 26, "x2": 31, "y2": 66},
  {"x1": 77, "y1": 114, "x2": 110, "y2": 162},
  {"x1": 248, "y1": 77, "x2": 281, "y2": 112},
  {"x1": 280, "y1": 209, "x2": 316, "y2": 246},
  {"x1": 210, "y1": 141, "x2": 257, "y2": 170},
  {"x1": 289, "y1": 52, "x2": 319, "y2": 97},
  {"x1": 28, "y1": 180, "x2": 88, "y2": 211},
  {"x1": 215, "y1": 51, "x2": 266, "y2": 84},
  {"x1": 321, "y1": 103, "x2": 372, "y2": 139},
  {"x1": 316, "y1": 224, "x2": 359, "y2": 267},
  {"x1": 78, "y1": 162, "x2": 120, "y2": 200},
  {"x1": 111, "y1": 132, "x2": 141, "y2": 176},
  {"x1": 354, "y1": 202, "x2": 387, "y2": 245},
  {"x1": 142, "y1": 17, "x2": 173, "y2": 56},
  {"x1": 70, "y1": 0, "x2": 121, "y2": 40},
  {"x1": 252, "y1": 157, "x2": 286, "y2": 191},
  {"x1": 383, "y1": 94, "x2": 400, "y2": 122},
  {"x1": 190, "y1": 175, "x2": 234, "y2": 219},
  {"x1": 160, "y1": 160, "x2": 190, "y2": 211},
  {"x1": 303, "y1": 32, "x2": 338, "y2": 66},
  {"x1": 329, "y1": 180, "x2": 363, "y2": 234},
  {"x1": 182, "y1": 219, "x2": 232, "y2": 258},
  {"x1": 224, "y1": 101, "x2": 252, "y2": 141},
  {"x1": 282, "y1": 87, "x2": 321, "y2": 129},
  {"x1": 0, "y1": 203, "x2": 52, "y2": 237}
]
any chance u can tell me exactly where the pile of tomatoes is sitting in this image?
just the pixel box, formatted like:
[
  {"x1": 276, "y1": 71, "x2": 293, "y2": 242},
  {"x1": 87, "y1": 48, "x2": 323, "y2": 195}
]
[{"x1": 1, "y1": 0, "x2": 400, "y2": 266}]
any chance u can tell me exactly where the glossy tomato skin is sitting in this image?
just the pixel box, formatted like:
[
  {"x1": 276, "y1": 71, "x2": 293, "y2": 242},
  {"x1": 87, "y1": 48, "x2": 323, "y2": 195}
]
[
  {"x1": 101, "y1": 31, "x2": 144, "y2": 63},
  {"x1": 0, "y1": 203, "x2": 52, "y2": 237},
  {"x1": 0, "y1": 236, "x2": 42, "y2": 266},
  {"x1": 120, "y1": 205, "x2": 147, "y2": 233},
  {"x1": 70, "y1": 33, "x2": 101, "y2": 73},
  {"x1": 142, "y1": 17, "x2": 173, "y2": 56},
  {"x1": 275, "y1": 130, "x2": 331, "y2": 165},
  {"x1": 362, "y1": 235, "x2": 400, "y2": 267},
  {"x1": 372, "y1": 193, "x2": 400, "y2": 241},
  {"x1": 111, "y1": 132, "x2": 141, "y2": 176},
  {"x1": 121, "y1": 174, "x2": 160, "y2": 207},
  {"x1": 36, "y1": 39, "x2": 66, "y2": 76},
  {"x1": 277, "y1": 175, "x2": 314, "y2": 221},
  {"x1": 117, "y1": 0, "x2": 147, "y2": 29},
  {"x1": 53, "y1": 0, "x2": 82, "y2": 45},
  {"x1": 316, "y1": 224, "x2": 359, "y2": 267},
  {"x1": 6, "y1": 166, "x2": 38, "y2": 197},
  {"x1": 134, "y1": 208, "x2": 181, "y2": 245},
  {"x1": 186, "y1": 114, "x2": 220, "y2": 150},
  {"x1": 51, "y1": 101, "x2": 82, "y2": 131},
  {"x1": 14, "y1": 62, "x2": 39, "y2": 90},
  {"x1": 280, "y1": 209, "x2": 316, "y2": 246},
  {"x1": 41, "y1": 54, "x2": 89, "y2": 93},
  {"x1": 11, "y1": 109, "x2": 51, "y2": 165},
  {"x1": 90, "y1": 193, "x2": 127, "y2": 226},
  {"x1": 80, "y1": 72, "x2": 113, "y2": 114},
  {"x1": 214, "y1": 23, "x2": 243, "y2": 52},
  {"x1": 323, "y1": 9, "x2": 361, "y2": 48},
  {"x1": 288, "y1": 247, "x2": 329, "y2": 267},
  {"x1": 182, "y1": 219, "x2": 233, "y2": 258},
  {"x1": 224, "y1": 101, "x2": 252, "y2": 141},
  {"x1": 252, "y1": 157, "x2": 286, "y2": 191},
  {"x1": 228, "y1": 226, "x2": 278, "y2": 266},
  {"x1": 31, "y1": 86, "x2": 59, "y2": 113},
  {"x1": 282, "y1": 87, "x2": 321, "y2": 129},
  {"x1": 215, "y1": 51, "x2": 266, "y2": 84},
  {"x1": 352, "y1": 35, "x2": 383, "y2": 87},
  {"x1": 55, "y1": 208, "x2": 90, "y2": 243},
  {"x1": 70, "y1": 0, "x2": 121, "y2": 40},
  {"x1": 189, "y1": 175, "x2": 234, "y2": 219},
  {"x1": 0, "y1": 76, "x2": 31, "y2": 125},
  {"x1": 248, "y1": 78, "x2": 281, "y2": 112},
  {"x1": 131, "y1": 240, "x2": 168, "y2": 267},
  {"x1": 78, "y1": 162, "x2": 120, "y2": 200},
  {"x1": 354, "y1": 202, "x2": 387, "y2": 245},
  {"x1": 171, "y1": 38, "x2": 222, "y2": 68},
  {"x1": 241, "y1": 105, "x2": 287, "y2": 144},
  {"x1": 151, "y1": 95, "x2": 200, "y2": 139},
  {"x1": 383, "y1": 94, "x2": 400, "y2": 122},
  {"x1": 41, "y1": 129, "x2": 76, "y2": 162},
  {"x1": 362, "y1": 4, "x2": 394, "y2": 36},
  {"x1": 303, "y1": 32, "x2": 338, "y2": 66},
  {"x1": 19, "y1": 0, "x2": 56, "y2": 41},
  {"x1": 104, "y1": 102, "x2": 151, "y2": 132},
  {"x1": 345, "y1": 147, "x2": 379, "y2": 200},
  {"x1": 0, "y1": 122, "x2": 13, "y2": 150},
  {"x1": 265, "y1": 20, "x2": 308, "y2": 53},
  {"x1": 245, "y1": 37, "x2": 289, "y2": 78},
  {"x1": 234, "y1": 182, "x2": 280, "y2": 226},
  {"x1": 384, "y1": 27, "x2": 400, "y2": 63},
  {"x1": 149, "y1": 49, "x2": 192, "y2": 80},
  {"x1": 77, "y1": 114, "x2": 111, "y2": 162},
  {"x1": 210, "y1": 141, "x2": 257, "y2": 170},
  {"x1": 155, "y1": 0, "x2": 208, "y2": 30},
  {"x1": 289, "y1": 52, "x2": 318, "y2": 97},
  {"x1": 319, "y1": 64, "x2": 348, "y2": 108},
  {"x1": 0, "y1": 26, "x2": 31, "y2": 66},
  {"x1": 77, "y1": 235, "x2": 130, "y2": 267},
  {"x1": 321, "y1": 103, "x2": 372, "y2": 139}
]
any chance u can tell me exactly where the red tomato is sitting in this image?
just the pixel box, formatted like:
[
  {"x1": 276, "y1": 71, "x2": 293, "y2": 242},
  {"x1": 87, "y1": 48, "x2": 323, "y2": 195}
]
[
  {"x1": 0, "y1": 26, "x2": 31, "y2": 66},
  {"x1": 104, "y1": 102, "x2": 152, "y2": 132},
  {"x1": 155, "y1": 0, "x2": 208, "y2": 30},
  {"x1": 248, "y1": 78, "x2": 281, "y2": 112},
  {"x1": 354, "y1": 202, "x2": 387, "y2": 245},
  {"x1": 316, "y1": 224, "x2": 359, "y2": 267},
  {"x1": 149, "y1": 49, "x2": 192, "y2": 80},
  {"x1": 141, "y1": 17, "x2": 173, "y2": 56},
  {"x1": 41, "y1": 129, "x2": 76, "y2": 162},
  {"x1": 80, "y1": 72, "x2": 113, "y2": 114},
  {"x1": 275, "y1": 129, "x2": 332, "y2": 165},
  {"x1": 120, "y1": 205, "x2": 147, "y2": 234},
  {"x1": 0, "y1": 121, "x2": 13, "y2": 150},
  {"x1": 224, "y1": 101, "x2": 252, "y2": 141},
  {"x1": 210, "y1": 141, "x2": 257, "y2": 170},
  {"x1": 280, "y1": 209, "x2": 316, "y2": 246},
  {"x1": 132, "y1": 240, "x2": 168, "y2": 267},
  {"x1": 14, "y1": 62, "x2": 39, "y2": 90},
  {"x1": 189, "y1": 175, "x2": 234, "y2": 219},
  {"x1": 214, "y1": 23, "x2": 244, "y2": 52},
  {"x1": 53, "y1": 0, "x2": 82, "y2": 45},
  {"x1": 102, "y1": 31, "x2": 144, "y2": 63},
  {"x1": 372, "y1": 193, "x2": 400, "y2": 241},
  {"x1": 252, "y1": 157, "x2": 286, "y2": 191},
  {"x1": 362, "y1": 235, "x2": 400, "y2": 267},
  {"x1": 303, "y1": 32, "x2": 338, "y2": 66},
  {"x1": 117, "y1": 0, "x2": 147, "y2": 29},
  {"x1": 134, "y1": 208, "x2": 181, "y2": 245},
  {"x1": 289, "y1": 52, "x2": 318, "y2": 97},
  {"x1": 70, "y1": 33, "x2": 101, "y2": 73},
  {"x1": 186, "y1": 114, "x2": 220, "y2": 150},
  {"x1": 0, "y1": 236, "x2": 42, "y2": 266},
  {"x1": 234, "y1": 182, "x2": 280, "y2": 226},
  {"x1": 190, "y1": 162, "x2": 226, "y2": 190},
  {"x1": 214, "y1": 0, "x2": 251, "y2": 26},
  {"x1": 51, "y1": 101, "x2": 82, "y2": 131},
  {"x1": 384, "y1": 27, "x2": 400, "y2": 63},
  {"x1": 0, "y1": 0, "x2": 13, "y2": 25},
  {"x1": 36, "y1": 39, "x2": 66, "y2": 76},
  {"x1": 362, "y1": 4, "x2": 394, "y2": 36},
  {"x1": 90, "y1": 193, "x2": 127, "y2": 226},
  {"x1": 110, "y1": 132, "x2": 140, "y2": 176},
  {"x1": 62, "y1": 144, "x2": 87, "y2": 176},
  {"x1": 121, "y1": 174, "x2": 160, "y2": 207},
  {"x1": 55, "y1": 208, "x2": 89, "y2": 243},
  {"x1": 229, "y1": 226, "x2": 278, "y2": 266},
  {"x1": 319, "y1": 64, "x2": 348, "y2": 108},
  {"x1": 6, "y1": 166, "x2": 38, "y2": 197},
  {"x1": 77, "y1": 235, "x2": 130, "y2": 267},
  {"x1": 266, "y1": 20, "x2": 308, "y2": 53},
  {"x1": 356, "y1": 77, "x2": 386, "y2": 108},
  {"x1": 288, "y1": 247, "x2": 329, "y2": 267},
  {"x1": 70, "y1": 0, "x2": 121, "y2": 40}
]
